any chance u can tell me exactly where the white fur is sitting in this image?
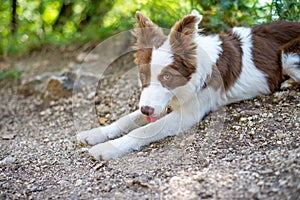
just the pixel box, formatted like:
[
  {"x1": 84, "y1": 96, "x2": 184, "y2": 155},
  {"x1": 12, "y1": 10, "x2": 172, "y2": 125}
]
[
  {"x1": 139, "y1": 39, "x2": 174, "y2": 116},
  {"x1": 225, "y1": 27, "x2": 270, "y2": 102},
  {"x1": 193, "y1": 35, "x2": 222, "y2": 92},
  {"x1": 190, "y1": 10, "x2": 203, "y2": 28},
  {"x1": 282, "y1": 52, "x2": 300, "y2": 83},
  {"x1": 77, "y1": 110, "x2": 146, "y2": 145},
  {"x1": 151, "y1": 39, "x2": 174, "y2": 70},
  {"x1": 139, "y1": 84, "x2": 172, "y2": 116}
]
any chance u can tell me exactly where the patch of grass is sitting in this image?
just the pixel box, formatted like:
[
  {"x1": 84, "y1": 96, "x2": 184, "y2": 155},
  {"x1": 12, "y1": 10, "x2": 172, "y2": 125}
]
[{"x1": 0, "y1": 67, "x2": 22, "y2": 87}]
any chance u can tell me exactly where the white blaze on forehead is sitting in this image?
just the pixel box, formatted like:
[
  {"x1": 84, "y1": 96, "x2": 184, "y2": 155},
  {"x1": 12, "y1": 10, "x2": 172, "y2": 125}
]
[
  {"x1": 150, "y1": 39, "x2": 174, "y2": 81},
  {"x1": 139, "y1": 39, "x2": 174, "y2": 116}
]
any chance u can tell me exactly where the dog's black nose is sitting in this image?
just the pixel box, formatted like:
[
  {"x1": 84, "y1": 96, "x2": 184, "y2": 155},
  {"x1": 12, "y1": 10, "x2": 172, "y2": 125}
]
[{"x1": 140, "y1": 106, "x2": 154, "y2": 116}]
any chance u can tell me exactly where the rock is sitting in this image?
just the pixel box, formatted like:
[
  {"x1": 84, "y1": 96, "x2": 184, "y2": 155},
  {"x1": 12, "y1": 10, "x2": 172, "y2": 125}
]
[
  {"x1": 69, "y1": 196, "x2": 79, "y2": 200},
  {"x1": 44, "y1": 75, "x2": 73, "y2": 100},
  {"x1": 98, "y1": 117, "x2": 107, "y2": 125},
  {"x1": 42, "y1": 72, "x2": 78, "y2": 107},
  {"x1": 279, "y1": 179, "x2": 288, "y2": 186},
  {"x1": 259, "y1": 169, "x2": 273, "y2": 175},
  {"x1": 93, "y1": 161, "x2": 108, "y2": 170},
  {"x1": 277, "y1": 141, "x2": 282, "y2": 145},
  {"x1": 61, "y1": 70, "x2": 77, "y2": 84},
  {"x1": 39, "y1": 109, "x2": 52, "y2": 116},
  {"x1": 232, "y1": 125, "x2": 240, "y2": 130},
  {"x1": 18, "y1": 74, "x2": 50, "y2": 96},
  {"x1": 124, "y1": 179, "x2": 134, "y2": 187},
  {"x1": 87, "y1": 91, "x2": 96, "y2": 100},
  {"x1": 240, "y1": 117, "x2": 247, "y2": 122},
  {"x1": 78, "y1": 147, "x2": 89, "y2": 153},
  {"x1": 249, "y1": 184, "x2": 260, "y2": 194},
  {"x1": 257, "y1": 180, "x2": 264, "y2": 187},
  {"x1": 75, "y1": 179, "x2": 83, "y2": 186},
  {"x1": 0, "y1": 156, "x2": 16, "y2": 165},
  {"x1": 223, "y1": 154, "x2": 235, "y2": 162},
  {"x1": 1, "y1": 134, "x2": 16, "y2": 140},
  {"x1": 18, "y1": 70, "x2": 77, "y2": 104},
  {"x1": 58, "y1": 180, "x2": 70, "y2": 186}
]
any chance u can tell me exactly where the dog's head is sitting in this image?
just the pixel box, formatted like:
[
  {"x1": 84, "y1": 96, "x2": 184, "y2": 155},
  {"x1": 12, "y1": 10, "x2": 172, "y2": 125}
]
[{"x1": 133, "y1": 11, "x2": 203, "y2": 122}]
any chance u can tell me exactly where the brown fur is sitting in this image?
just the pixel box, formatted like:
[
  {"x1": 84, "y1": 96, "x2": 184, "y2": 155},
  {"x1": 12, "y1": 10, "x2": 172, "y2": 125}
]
[
  {"x1": 133, "y1": 12, "x2": 167, "y2": 88},
  {"x1": 282, "y1": 36, "x2": 300, "y2": 55},
  {"x1": 158, "y1": 65, "x2": 190, "y2": 89},
  {"x1": 167, "y1": 15, "x2": 198, "y2": 87},
  {"x1": 252, "y1": 21, "x2": 300, "y2": 92},
  {"x1": 206, "y1": 31, "x2": 243, "y2": 91},
  {"x1": 205, "y1": 64, "x2": 223, "y2": 90}
]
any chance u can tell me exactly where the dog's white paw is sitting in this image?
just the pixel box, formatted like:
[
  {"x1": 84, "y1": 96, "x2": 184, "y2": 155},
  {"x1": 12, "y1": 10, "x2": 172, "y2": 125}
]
[
  {"x1": 76, "y1": 128, "x2": 108, "y2": 146},
  {"x1": 88, "y1": 142, "x2": 125, "y2": 160}
]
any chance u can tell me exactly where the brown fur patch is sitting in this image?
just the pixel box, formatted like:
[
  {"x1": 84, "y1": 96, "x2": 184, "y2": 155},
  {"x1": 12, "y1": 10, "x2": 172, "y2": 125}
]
[
  {"x1": 252, "y1": 21, "x2": 300, "y2": 92},
  {"x1": 166, "y1": 15, "x2": 199, "y2": 88},
  {"x1": 205, "y1": 64, "x2": 222, "y2": 90},
  {"x1": 206, "y1": 31, "x2": 243, "y2": 91},
  {"x1": 282, "y1": 36, "x2": 300, "y2": 55},
  {"x1": 133, "y1": 12, "x2": 167, "y2": 88},
  {"x1": 158, "y1": 65, "x2": 190, "y2": 89}
]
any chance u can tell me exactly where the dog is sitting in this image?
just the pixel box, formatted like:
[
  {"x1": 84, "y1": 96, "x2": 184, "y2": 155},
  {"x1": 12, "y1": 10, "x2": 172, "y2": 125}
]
[{"x1": 77, "y1": 10, "x2": 300, "y2": 160}]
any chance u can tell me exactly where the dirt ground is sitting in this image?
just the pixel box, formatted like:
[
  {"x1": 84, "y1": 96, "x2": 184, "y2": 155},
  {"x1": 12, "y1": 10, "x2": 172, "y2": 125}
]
[{"x1": 0, "y1": 50, "x2": 300, "y2": 199}]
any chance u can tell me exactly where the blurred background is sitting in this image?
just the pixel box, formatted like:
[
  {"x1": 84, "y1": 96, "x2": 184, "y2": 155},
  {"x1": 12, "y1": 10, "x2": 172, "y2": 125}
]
[{"x1": 0, "y1": 0, "x2": 299, "y2": 57}]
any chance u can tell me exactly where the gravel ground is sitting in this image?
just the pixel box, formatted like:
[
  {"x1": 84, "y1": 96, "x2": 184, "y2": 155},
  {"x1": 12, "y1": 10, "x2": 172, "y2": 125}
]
[{"x1": 1, "y1": 52, "x2": 300, "y2": 199}]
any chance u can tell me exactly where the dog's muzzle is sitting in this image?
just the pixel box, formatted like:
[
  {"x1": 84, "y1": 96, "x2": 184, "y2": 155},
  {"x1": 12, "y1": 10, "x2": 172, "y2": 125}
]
[
  {"x1": 140, "y1": 105, "x2": 154, "y2": 116},
  {"x1": 140, "y1": 105, "x2": 158, "y2": 122}
]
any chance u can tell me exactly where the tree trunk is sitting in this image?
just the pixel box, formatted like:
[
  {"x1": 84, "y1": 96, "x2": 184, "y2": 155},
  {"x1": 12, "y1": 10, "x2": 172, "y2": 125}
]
[
  {"x1": 11, "y1": 0, "x2": 17, "y2": 34},
  {"x1": 78, "y1": 0, "x2": 115, "y2": 31},
  {"x1": 53, "y1": 1, "x2": 73, "y2": 30}
]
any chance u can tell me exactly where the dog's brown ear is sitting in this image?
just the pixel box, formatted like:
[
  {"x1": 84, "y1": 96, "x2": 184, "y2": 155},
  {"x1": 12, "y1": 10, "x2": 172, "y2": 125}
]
[
  {"x1": 135, "y1": 11, "x2": 156, "y2": 29},
  {"x1": 169, "y1": 11, "x2": 202, "y2": 65},
  {"x1": 171, "y1": 11, "x2": 202, "y2": 36},
  {"x1": 170, "y1": 12, "x2": 202, "y2": 48},
  {"x1": 133, "y1": 11, "x2": 166, "y2": 48},
  {"x1": 133, "y1": 11, "x2": 166, "y2": 65}
]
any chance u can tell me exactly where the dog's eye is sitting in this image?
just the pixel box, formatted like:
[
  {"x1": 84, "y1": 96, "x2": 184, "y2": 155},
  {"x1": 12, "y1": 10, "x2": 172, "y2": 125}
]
[{"x1": 162, "y1": 73, "x2": 171, "y2": 80}]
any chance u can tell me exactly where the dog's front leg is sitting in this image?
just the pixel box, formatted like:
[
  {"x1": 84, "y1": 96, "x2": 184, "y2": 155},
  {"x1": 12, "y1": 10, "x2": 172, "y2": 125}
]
[
  {"x1": 88, "y1": 108, "x2": 201, "y2": 160},
  {"x1": 76, "y1": 110, "x2": 147, "y2": 145}
]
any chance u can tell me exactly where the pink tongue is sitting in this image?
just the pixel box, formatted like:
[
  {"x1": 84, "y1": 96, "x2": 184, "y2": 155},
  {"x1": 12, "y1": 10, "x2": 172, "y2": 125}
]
[{"x1": 146, "y1": 116, "x2": 157, "y2": 123}]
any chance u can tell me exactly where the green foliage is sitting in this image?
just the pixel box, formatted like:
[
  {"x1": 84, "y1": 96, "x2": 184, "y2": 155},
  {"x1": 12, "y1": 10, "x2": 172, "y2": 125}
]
[
  {"x1": 194, "y1": 0, "x2": 264, "y2": 32},
  {"x1": 194, "y1": 0, "x2": 299, "y2": 32},
  {"x1": 0, "y1": 0, "x2": 299, "y2": 56},
  {"x1": 271, "y1": 0, "x2": 300, "y2": 21},
  {"x1": 0, "y1": 67, "x2": 22, "y2": 87}
]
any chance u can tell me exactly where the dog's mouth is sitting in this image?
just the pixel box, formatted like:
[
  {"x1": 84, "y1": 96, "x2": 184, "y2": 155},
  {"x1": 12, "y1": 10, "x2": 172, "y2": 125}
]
[
  {"x1": 145, "y1": 106, "x2": 173, "y2": 123},
  {"x1": 146, "y1": 115, "x2": 158, "y2": 123}
]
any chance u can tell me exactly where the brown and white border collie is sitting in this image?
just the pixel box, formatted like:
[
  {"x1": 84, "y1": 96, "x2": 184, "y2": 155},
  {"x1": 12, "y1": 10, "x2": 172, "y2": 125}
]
[{"x1": 77, "y1": 10, "x2": 300, "y2": 160}]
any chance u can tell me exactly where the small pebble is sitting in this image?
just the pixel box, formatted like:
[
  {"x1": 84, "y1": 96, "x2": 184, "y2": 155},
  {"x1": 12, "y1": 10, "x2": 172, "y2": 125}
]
[
  {"x1": 58, "y1": 180, "x2": 70, "y2": 186},
  {"x1": 1, "y1": 134, "x2": 16, "y2": 140},
  {"x1": 75, "y1": 179, "x2": 83, "y2": 186},
  {"x1": 0, "y1": 156, "x2": 16, "y2": 165}
]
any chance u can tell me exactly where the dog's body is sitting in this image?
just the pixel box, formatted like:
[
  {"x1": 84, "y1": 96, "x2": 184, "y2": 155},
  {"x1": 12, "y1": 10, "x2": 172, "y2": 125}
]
[{"x1": 77, "y1": 11, "x2": 300, "y2": 160}]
